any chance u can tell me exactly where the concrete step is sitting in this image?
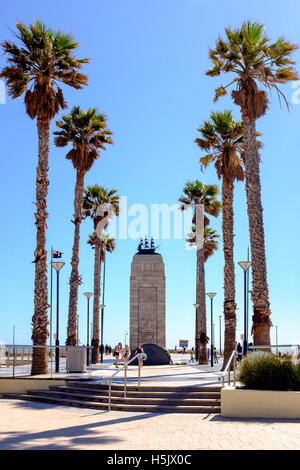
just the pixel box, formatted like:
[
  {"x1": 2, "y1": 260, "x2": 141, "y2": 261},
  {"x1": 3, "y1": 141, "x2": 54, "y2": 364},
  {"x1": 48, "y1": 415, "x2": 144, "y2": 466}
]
[
  {"x1": 49, "y1": 385, "x2": 221, "y2": 399},
  {"x1": 2, "y1": 393, "x2": 220, "y2": 413},
  {"x1": 68, "y1": 381, "x2": 222, "y2": 393},
  {"x1": 28, "y1": 389, "x2": 220, "y2": 406}
]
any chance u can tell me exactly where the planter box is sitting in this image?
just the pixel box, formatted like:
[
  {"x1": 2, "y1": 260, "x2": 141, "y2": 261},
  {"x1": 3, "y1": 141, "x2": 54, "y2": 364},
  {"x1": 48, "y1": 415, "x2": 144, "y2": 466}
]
[
  {"x1": 66, "y1": 347, "x2": 87, "y2": 373},
  {"x1": 221, "y1": 386, "x2": 300, "y2": 419}
]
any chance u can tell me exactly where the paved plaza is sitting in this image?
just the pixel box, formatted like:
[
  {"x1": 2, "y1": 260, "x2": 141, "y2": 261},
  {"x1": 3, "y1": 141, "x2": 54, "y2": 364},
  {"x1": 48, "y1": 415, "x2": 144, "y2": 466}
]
[
  {"x1": 1, "y1": 354, "x2": 300, "y2": 450},
  {"x1": 1, "y1": 399, "x2": 300, "y2": 450}
]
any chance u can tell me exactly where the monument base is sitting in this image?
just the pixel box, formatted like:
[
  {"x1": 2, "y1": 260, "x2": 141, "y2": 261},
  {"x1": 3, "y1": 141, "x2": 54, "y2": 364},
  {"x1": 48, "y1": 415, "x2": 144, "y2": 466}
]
[{"x1": 130, "y1": 343, "x2": 170, "y2": 366}]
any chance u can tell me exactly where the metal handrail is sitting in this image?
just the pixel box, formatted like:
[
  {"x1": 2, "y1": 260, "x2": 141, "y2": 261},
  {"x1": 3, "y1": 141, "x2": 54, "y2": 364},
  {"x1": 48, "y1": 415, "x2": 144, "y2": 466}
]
[
  {"x1": 220, "y1": 350, "x2": 237, "y2": 388},
  {"x1": 105, "y1": 352, "x2": 146, "y2": 411},
  {"x1": 248, "y1": 344, "x2": 300, "y2": 349}
]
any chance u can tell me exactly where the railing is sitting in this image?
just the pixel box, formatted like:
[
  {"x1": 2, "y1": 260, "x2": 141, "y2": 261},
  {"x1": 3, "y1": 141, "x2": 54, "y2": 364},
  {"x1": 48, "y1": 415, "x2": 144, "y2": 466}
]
[
  {"x1": 0, "y1": 344, "x2": 92, "y2": 378},
  {"x1": 103, "y1": 352, "x2": 147, "y2": 411},
  {"x1": 248, "y1": 344, "x2": 300, "y2": 359},
  {"x1": 220, "y1": 350, "x2": 237, "y2": 388}
]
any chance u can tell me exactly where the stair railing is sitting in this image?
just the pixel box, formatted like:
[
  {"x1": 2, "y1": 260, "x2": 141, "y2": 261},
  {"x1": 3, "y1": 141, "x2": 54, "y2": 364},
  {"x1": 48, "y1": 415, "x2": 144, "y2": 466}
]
[
  {"x1": 106, "y1": 352, "x2": 147, "y2": 411},
  {"x1": 219, "y1": 350, "x2": 237, "y2": 388}
]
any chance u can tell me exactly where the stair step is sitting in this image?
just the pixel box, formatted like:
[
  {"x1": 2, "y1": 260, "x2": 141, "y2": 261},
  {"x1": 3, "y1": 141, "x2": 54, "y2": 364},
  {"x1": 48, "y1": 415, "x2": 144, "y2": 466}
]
[
  {"x1": 68, "y1": 382, "x2": 222, "y2": 393},
  {"x1": 49, "y1": 385, "x2": 220, "y2": 399},
  {"x1": 28, "y1": 389, "x2": 220, "y2": 406},
  {"x1": 2, "y1": 393, "x2": 220, "y2": 413}
]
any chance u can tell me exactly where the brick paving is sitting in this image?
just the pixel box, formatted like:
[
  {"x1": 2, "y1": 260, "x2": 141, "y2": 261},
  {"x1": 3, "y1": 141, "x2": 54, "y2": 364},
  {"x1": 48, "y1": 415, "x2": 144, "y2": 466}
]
[
  {"x1": 1, "y1": 355, "x2": 300, "y2": 450},
  {"x1": 1, "y1": 398, "x2": 300, "y2": 450}
]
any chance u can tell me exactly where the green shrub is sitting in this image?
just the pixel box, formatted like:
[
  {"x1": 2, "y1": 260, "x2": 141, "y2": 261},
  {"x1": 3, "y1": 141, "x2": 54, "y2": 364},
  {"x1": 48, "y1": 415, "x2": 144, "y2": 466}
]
[{"x1": 238, "y1": 351, "x2": 300, "y2": 391}]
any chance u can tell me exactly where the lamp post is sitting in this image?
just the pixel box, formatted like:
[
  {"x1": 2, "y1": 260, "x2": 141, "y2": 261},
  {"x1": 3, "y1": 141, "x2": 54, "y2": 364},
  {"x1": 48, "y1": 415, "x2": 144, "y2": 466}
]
[
  {"x1": 275, "y1": 325, "x2": 278, "y2": 356},
  {"x1": 206, "y1": 293, "x2": 216, "y2": 367},
  {"x1": 219, "y1": 315, "x2": 222, "y2": 355},
  {"x1": 125, "y1": 330, "x2": 128, "y2": 347},
  {"x1": 83, "y1": 292, "x2": 93, "y2": 366},
  {"x1": 193, "y1": 304, "x2": 199, "y2": 360},
  {"x1": 77, "y1": 314, "x2": 79, "y2": 346},
  {"x1": 238, "y1": 261, "x2": 252, "y2": 356},
  {"x1": 99, "y1": 303, "x2": 106, "y2": 363},
  {"x1": 51, "y1": 261, "x2": 65, "y2": 373}
]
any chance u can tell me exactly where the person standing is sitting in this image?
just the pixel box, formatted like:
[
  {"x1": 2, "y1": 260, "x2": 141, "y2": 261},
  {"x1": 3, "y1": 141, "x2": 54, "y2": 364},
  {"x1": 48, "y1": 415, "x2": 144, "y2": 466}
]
[
  {"x1": 136, "y1": 344, "x2": 144, "y2": 368},
  {"x1": 237, "y1": 343, "x2": 243, "y2": 362},
  {"x1": 113, "y1": 342, "x2": 122, "y2": 368}
]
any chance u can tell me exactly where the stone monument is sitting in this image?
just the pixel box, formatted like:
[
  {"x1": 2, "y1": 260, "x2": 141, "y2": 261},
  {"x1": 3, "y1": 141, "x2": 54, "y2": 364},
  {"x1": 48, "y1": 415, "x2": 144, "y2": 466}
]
[{"x1": 130, "y1": 237, "x2": 166, "y2": 351}]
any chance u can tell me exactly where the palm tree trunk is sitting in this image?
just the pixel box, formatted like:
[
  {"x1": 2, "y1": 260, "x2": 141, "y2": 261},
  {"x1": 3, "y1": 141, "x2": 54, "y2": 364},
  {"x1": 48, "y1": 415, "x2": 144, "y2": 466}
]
[
  {"x1": 222, "y1": 181, "x2": 237, "y2": 369},
  {"x1": 67, "y1": 169, "x2": 85, "y2": 346},
  {"x1": 242, "y1": 117, "x2": 271, "y2": 346},
  {"x1": 31, "y1": 116, "x2": 50, "y2": 375},
  {"x1": 195, "y1": 203, "x2": 208, "y2": 364},
  {"x1": 92, "y1": 237, "x2": 101, "y2": 363}
]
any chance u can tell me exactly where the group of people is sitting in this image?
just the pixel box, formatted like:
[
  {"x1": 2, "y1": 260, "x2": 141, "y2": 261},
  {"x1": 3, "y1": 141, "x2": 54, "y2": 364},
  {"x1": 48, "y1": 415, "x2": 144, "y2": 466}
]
[
  {"x1": 112, "y1": 343, "x2": 144, "y2": 368},
  {"x1": 189, "y1": 347, "x2": 219, "y2": 364},
  {"x1": 104, "y1": 345, "x2": 112, "y2": 355}
]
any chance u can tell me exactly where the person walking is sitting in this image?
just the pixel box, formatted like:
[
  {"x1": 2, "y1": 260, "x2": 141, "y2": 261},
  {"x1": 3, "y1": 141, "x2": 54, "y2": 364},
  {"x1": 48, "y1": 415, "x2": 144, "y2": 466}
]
[
  {"x1": 166, "y1": 349, "x2": 173, "y2": 364},
  {"x1": 113, "y1": 342, "x2": 122, "y2": 368},
  {"x1": 213, "y1": 347, "x2": 218, "y2": 364},
  {"x1": 189, "y1": 350, "x2": 195, "y2": 364},
  {"x1": 122, "y1": 344, "x2": 131, "y2": 366}
]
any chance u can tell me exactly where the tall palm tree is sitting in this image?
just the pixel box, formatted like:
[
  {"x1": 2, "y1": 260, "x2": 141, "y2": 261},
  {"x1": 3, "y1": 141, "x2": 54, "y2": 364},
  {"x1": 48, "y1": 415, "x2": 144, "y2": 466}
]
[
  {"x1": 187, "y1": 226, "x2": 220, "y2": 261},
  {"x1": 195, "y1": 110, "x2": 244, "y2": 368},
  {"x1": 54, "y1": 107, "x2": 113, "y2": 346},
  {"x1": 0, "y1": 20, "x2": 88, "y2": 375},
  {"x1": 206, "y1": 21, "x2": 298, "y2": 345},
  {"x1": 83, "y1": 185, "x2": 120, "y2": 363},
  {"x1": 179, "y1": 181, "x2": 221, "y2": 363},
  {"x1": 87, "y1": 232, "x2": 116, "y2": 363}
]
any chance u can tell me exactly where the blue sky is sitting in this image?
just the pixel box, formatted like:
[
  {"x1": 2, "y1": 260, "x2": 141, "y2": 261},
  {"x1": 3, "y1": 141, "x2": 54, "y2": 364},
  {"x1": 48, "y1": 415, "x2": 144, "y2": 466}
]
[{"x1": 0, "y1": 0, "x2": 299, "y2": 349}]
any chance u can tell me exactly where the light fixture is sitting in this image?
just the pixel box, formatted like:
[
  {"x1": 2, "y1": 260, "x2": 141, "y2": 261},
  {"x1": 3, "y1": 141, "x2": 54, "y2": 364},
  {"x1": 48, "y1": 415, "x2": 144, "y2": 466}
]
[
  {"x1": 238, "y1": 261, "x2": 252, "y2": 272},
  {"x1": 84, "y1": 292, "x2": 93, "y2": 299},
  {"x1": 206, "y1": 292, "x2": 216, "y2": 300},
  {"x1": 51, "y1": 261, "x2": 65, "y2": 272}
]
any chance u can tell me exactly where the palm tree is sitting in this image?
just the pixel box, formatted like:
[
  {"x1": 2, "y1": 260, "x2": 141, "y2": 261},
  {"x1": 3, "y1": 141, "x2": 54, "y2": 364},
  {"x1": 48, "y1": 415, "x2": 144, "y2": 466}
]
[
  {"x1": 87, "y1": 232, "x2": 116, "y2": 363},
  {"x1": 0, "y1": 20, "x2": 88, "y2": 375},
  {"x1": 179, "y1": 181, "x2": 221, "y2": 363},
  {"x1": 54, "y1": 107, "x2": 113, "y2": 346},
  {"x1": 206, "y1": 21, "x2": 298, "y2": 345},
  {"x1": 195, "y1": 110, "x2": 244, "y2": 368},
  {"x1": 83, "y1": 185, "x2": 120, "y2": 363},
  {"x1": 187, "y1": 226, "x2": 220, "y2": 261}
]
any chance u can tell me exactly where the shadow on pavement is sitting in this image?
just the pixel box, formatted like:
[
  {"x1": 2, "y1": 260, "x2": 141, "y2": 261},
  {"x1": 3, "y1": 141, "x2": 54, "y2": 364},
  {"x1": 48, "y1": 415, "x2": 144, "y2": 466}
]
[{"x1": 0, "y1": 402, "x2": 157, "y2": 450}]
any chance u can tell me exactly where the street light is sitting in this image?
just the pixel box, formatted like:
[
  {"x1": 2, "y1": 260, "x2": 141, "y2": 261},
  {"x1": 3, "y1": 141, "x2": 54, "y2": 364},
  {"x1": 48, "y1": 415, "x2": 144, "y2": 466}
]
[
  {"x1": 99, "y1": 303, "x2": 106, "y2": 363},
  {"x1": 83, "y1": 292, "x2": 93, "y2": 366},
  {"x1": 238, "y1": 261, "x2": 252, "y2": 356},
  {"x1": 273, "y1": 325, "x2": 278, "y2": 356},
  {"x1": 193, "y1": 304, "x2": 199, "y2": 360},
  {"x1": 51, "y1": 261, "x2": 65, "y2": 372},
  {"x1": 219, "y1": 315, "x2": 222, "y2": 355},
  {"x1": 125, "y1": 330, "x2": 128, "y2": 347},
  {"x1": 207, "y1": 293, "x2": 216, "y2": 367},
  {"x1": 77, "y1": 314, "x2": 79, "y2": 346}
]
